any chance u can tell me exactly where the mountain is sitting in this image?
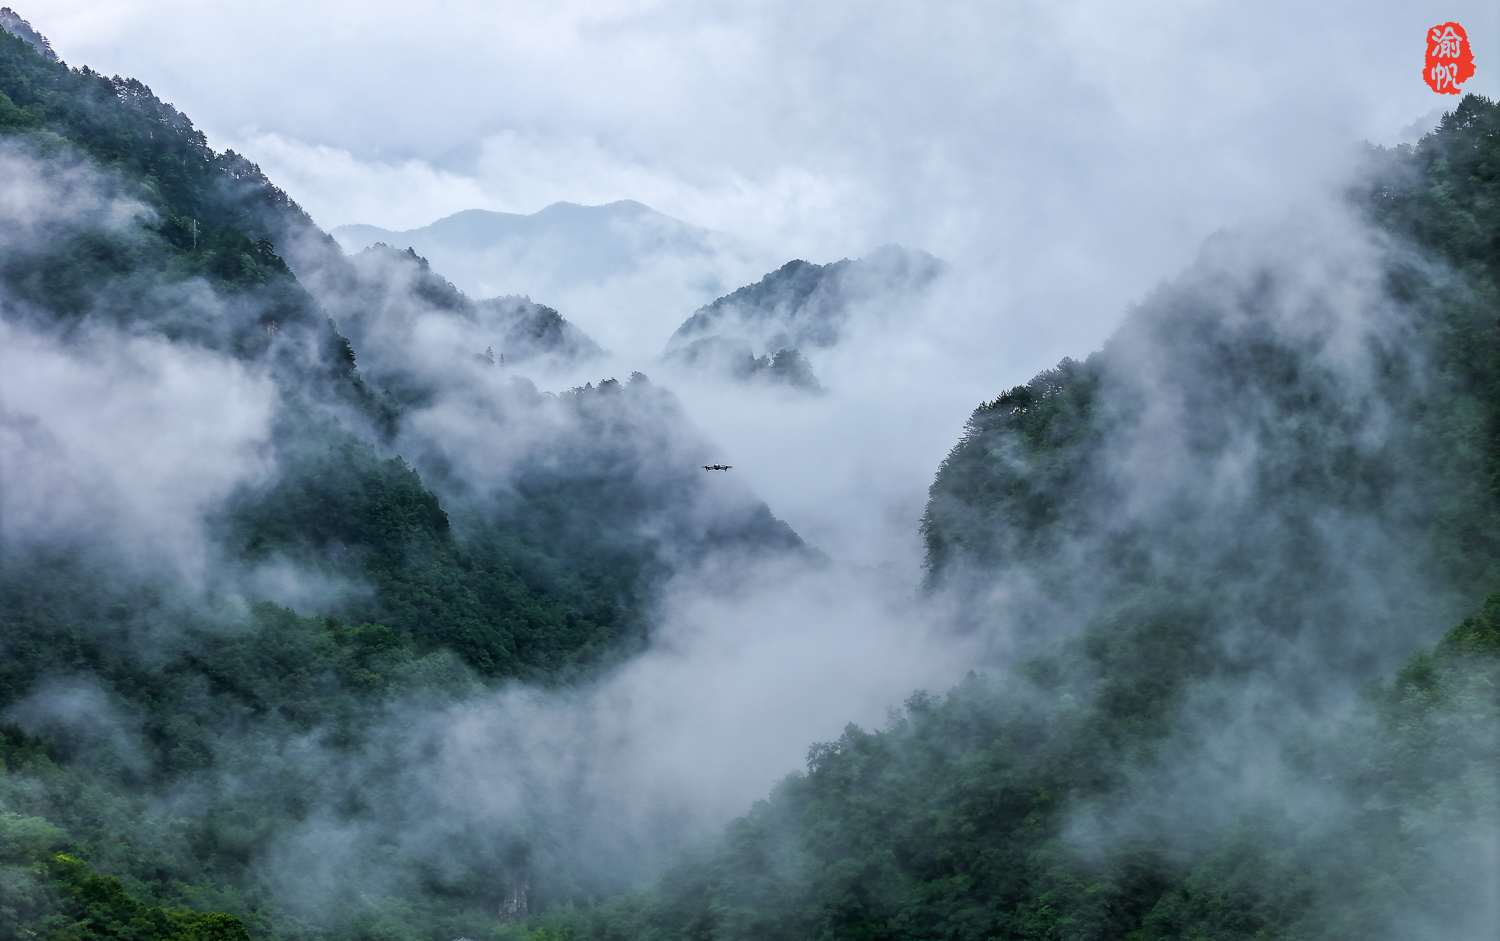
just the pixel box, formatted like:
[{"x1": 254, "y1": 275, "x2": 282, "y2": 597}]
[
  {"x1": 663, "y1": 335, "x2": 825, "y2": 391},
  {"x1": 6, "y1": 6, "x2": 1500, "y2": 941},
  {"x1": 337, "y1": 241, "x2": 606, "y2": 369},
  {"x1": 668, "y1": 245, "x2": 947, "y2": 353},
  {"x1": 332, "y1": 200, "x2": 724, "y2": 300},
  {"x1": 663, "y1": 245, "x2": 946, "y2": 389},
  {"x1": 0, "y1": 17, "x2": 807, "y2": 940},
  {"x1": 522, "y1": 96, "x2": 1500, "y2": 941}
]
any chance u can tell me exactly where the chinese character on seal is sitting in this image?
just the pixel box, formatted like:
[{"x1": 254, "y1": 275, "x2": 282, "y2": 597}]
[{"x1": 1424, "y1": 22, "x2": 1474, "y2": 94}]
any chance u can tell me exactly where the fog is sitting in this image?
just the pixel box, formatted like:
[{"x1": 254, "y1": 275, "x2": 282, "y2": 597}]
[
  {"x1": 647, "y1": 266, "x2": 1010, "y2": 569},
  {"x1": 2, "y1": 3, "x2": 1499, "y2": 936},
  {"x1": 0, "y1": 317, "x2": 277, "y2": 581},
  {"x1": 0, "y1": 134, "x2": 987, "y2": 923},
  {"x1": 239, "y1": 553, "x2": 973, "y2": 922},
  {"x1": 0, "y1": 141, "x2": 278, "y2": 580},
  {"x1": 37, "y1": 1, "x2": 1500, "y2": 345},
  {"x1": 28, "y1": 2, "x2": 1497, "y2": 579}
]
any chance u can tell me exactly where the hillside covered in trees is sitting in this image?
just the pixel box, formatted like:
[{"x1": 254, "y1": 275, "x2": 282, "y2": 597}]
[
  {"x1": 0, "y1": 14, "x2": 803, "y2": 940},
  {"x1": 521, "y1": 97, "x2": 1500, "y2": 941},
  {"x1": 662, "y1": 246, "x2": 945, "y2": 391}
]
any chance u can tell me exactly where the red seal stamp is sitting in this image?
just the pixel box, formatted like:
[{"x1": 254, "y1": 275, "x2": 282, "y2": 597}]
[{"x1": 1424, "y1": 22, "x2": 1474, "y2": 94}]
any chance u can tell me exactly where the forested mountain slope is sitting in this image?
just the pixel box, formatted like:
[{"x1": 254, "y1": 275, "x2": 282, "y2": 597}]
[
  {"x1": 663, "y1": 246, "x2": 945, "y2": 390},
  {"x1": 525, "y1": 96, "x2": 1500, "y2": 941},
  {"x1": 0, "y1": 15, "x2": 804, "y2": 940},
  {"x1": 0, "y1": 11, "x2": 802, "y2": 675},
  {"x1": 667, "y1": 246, "x2": 945, "y2": 354},
  {"x1": 326, "y1": 241, "x2": 605, "y2": 370}
]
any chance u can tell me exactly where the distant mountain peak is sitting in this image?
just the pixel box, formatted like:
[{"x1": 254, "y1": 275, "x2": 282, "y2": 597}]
[
  {"x1": 667, "y1": 245, "x2": 946, "y2": 354},
  {"x1": 344, "y1": 242, "x2": 605, "y2": 365},
  {"x1": 661, "y1": 245, "x2": 945, "y2": 392},
  {"x1": 535, "y1": 198, "x2": 651, "y2": 215},
  {"x1": 330, "y1": 200, "x2": 723, "y2": 302},
  {"x1": 336, "y1": 200, "x2": 697, "y2": 245}
]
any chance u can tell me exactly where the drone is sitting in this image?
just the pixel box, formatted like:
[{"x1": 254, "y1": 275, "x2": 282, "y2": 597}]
[{"x1": 703, "y1": 464, "x2": 733, "y2": 471}]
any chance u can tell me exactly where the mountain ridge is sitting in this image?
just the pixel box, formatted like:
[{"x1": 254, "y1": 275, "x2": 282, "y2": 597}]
[
  {"x1": 662, "y1": 244, "x2": 946, "y2": 390},
  {"x1": 334, "y1": 199, "x2": 694, "y2": 249},
  {"x1": 0, "y1": 18, "x2": 812, "y2": 939},
  {"x1": 330, "y1": 199, "x2": 726, "y2": 306}
]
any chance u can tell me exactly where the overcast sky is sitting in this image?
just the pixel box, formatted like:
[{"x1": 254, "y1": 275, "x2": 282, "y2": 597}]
[
  {"x1": 31, "y1": 1, "x2": 1495, "y2": 271},
  {"x1": 18, "y1": 0, "x2": 1500, "y2": 565},
  {"x1": 21, "y1": 2, "x2": 1494, "y2": 361}
]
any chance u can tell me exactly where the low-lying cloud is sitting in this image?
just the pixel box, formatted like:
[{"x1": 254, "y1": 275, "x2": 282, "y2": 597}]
[
  {"x1": 250, "y1": 549, "x2": 976, "y2": 919},
  {"x1": 0, "y1": 316, "x2": 276, "y2": 582}
]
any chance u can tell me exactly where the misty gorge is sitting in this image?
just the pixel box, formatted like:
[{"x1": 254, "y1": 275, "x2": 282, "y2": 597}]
[{"x1": 0, "y1": 6, "x2": 1499, "y2": 941}]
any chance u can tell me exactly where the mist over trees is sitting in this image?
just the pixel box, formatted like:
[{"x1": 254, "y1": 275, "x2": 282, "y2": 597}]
[
  {"x1": 527, "y1": 98, "x2": 1500, "y2": 941},
  {"x1": 0, "y1": 19, "x2": 804, "y2": 939},
  {"x1": 663, "y1": 247, "x2": 946, "y2": 391},
  {"x1": 1, "y1": 8, "x2": 1499, "y2": 941}
]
